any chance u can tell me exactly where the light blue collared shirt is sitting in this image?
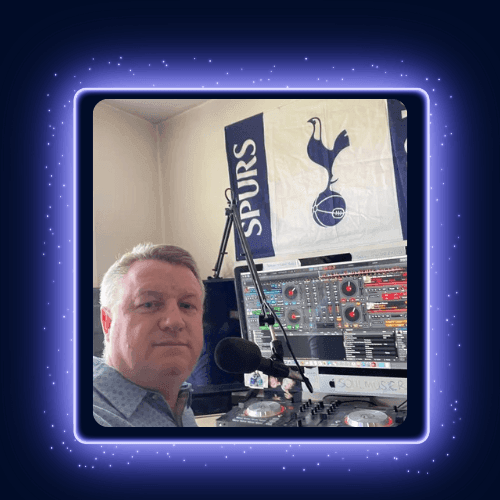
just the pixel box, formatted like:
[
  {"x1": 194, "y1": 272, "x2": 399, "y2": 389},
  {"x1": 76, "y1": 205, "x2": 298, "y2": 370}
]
[{"x1": 93, "y1": 356, "x2": 198, "y2": 427}]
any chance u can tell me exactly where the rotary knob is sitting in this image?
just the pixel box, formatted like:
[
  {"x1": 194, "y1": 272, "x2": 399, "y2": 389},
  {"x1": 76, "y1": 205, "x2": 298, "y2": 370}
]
[
  {"x1": 284, "y1": 286, "x2": 298, "y2": 299},
  {"x1": 287, "y1": 309, "x2": 301, "y2": 324}
]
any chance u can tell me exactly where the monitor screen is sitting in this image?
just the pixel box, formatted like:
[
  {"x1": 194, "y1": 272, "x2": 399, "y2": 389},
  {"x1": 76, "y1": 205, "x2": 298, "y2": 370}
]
[{"x1": 234, "y1": 253, "x2": 407, "y2": 398}]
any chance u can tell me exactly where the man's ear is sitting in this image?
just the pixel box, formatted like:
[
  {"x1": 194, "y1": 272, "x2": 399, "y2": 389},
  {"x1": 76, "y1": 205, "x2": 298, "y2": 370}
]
[{"x1": 101, "y1": 308, "x2": 112, "y2": 337}]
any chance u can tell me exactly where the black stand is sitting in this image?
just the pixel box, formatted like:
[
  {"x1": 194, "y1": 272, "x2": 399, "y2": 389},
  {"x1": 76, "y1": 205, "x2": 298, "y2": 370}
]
[
  {"x1": 212, "y1": 188, "x2": 313, "y2": 393},
  {"x1": 209, "y1": 191, "x2": 234, "y2": 280}
]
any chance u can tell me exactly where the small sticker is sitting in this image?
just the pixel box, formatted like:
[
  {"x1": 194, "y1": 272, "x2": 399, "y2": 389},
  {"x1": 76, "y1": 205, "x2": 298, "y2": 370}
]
[{"x1": 244, "y1": 370, "x2": 269, "y2": 388}]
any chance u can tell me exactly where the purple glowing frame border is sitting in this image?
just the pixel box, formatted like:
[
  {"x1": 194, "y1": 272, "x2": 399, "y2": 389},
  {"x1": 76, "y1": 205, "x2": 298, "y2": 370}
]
[{"x1": 73, "y1": 88, "x2": 429, "y2": 445}]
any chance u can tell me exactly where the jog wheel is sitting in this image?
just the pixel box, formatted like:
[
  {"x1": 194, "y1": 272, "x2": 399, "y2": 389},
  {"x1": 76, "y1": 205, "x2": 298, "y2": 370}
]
[
  {"x1": 345, "y1": 409, "x2": 393, "y2": 427},
  {"x1": 344, "y1": 306, "x2": 360, "y2": 322},
  {"x1": 246, "y1": 401, "x2": 283, "y2": 418},
  {"x1": 341, "y1": 280, "x2": 357, "y2": 296}
]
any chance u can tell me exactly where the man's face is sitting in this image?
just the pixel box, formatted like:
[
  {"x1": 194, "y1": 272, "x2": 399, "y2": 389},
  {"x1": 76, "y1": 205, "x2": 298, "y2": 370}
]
[{"x1": 104, "y1": 260, "x2": 204, "y2": 389}]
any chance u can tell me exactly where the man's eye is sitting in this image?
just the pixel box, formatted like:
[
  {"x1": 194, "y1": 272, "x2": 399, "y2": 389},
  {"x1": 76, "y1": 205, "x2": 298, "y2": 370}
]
[
  {"x1": 180, "y1": 302, "x2": 195, "y2": 310},
  {"x1": 140, "y1": 301, "x2": 159, "y2": 309}
]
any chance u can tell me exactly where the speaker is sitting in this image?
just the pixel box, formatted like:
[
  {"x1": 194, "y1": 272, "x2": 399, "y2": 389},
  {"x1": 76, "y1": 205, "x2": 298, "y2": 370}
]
[{"x1": 186, "y1": 278, "x2": 246, "y2": 415}]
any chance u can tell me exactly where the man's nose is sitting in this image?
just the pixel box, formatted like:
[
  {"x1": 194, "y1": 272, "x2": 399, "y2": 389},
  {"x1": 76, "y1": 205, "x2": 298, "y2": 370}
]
[{"x1": 158, "y1": 301, "x2": 185, "y2": 331}]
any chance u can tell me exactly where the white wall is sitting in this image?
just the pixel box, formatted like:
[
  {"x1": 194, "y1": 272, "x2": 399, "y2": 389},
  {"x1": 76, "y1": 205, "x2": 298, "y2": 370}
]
[
  {"x1": 93, "y1": 101, "x2": 163, "y2": 287},
  {"x1": 93, "y1": 98, "x2": 293, "y2": 286}
]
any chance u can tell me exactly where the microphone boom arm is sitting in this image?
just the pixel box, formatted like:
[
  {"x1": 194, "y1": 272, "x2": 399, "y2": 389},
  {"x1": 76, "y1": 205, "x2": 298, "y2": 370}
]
[{"x1": 223, "y1": 188, "x2": 313, "y2": 393}]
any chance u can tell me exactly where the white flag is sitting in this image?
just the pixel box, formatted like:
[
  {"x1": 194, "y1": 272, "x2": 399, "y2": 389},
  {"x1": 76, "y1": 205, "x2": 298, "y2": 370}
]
[{"x1": 225, "y1": 99, "x2": 405, "y2": 261}]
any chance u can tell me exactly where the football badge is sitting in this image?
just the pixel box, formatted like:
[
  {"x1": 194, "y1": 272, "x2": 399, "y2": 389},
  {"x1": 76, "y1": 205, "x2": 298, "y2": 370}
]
[{"x1": 307, "y1": 117, "x2": 350, "y2": 227}]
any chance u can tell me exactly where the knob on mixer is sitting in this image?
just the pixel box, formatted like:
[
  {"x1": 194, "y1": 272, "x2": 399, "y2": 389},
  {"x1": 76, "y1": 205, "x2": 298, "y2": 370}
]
[
  {"x1": 287, "y1": 309, "x2": 301, "y2": 323},
  {"x1": 285, "y1": 286, "x2": 298, "y2": 299}
]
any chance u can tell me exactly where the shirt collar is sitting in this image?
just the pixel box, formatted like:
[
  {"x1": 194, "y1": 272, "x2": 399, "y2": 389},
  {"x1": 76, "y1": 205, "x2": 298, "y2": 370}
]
[{"x1": 93, "y1": 357, "x2": 193, "y2": 419}]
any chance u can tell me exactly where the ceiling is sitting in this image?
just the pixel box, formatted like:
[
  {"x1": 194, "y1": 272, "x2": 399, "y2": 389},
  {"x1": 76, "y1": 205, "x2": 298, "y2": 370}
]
[{"x1": 102, "y1": 99, "x2": 211, "y2": 124}]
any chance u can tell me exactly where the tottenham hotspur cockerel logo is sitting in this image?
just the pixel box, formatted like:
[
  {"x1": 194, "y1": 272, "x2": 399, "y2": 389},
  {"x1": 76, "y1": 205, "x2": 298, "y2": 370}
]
[{"x1": 307, "y1": 117, "x2": 350, "y2": 227}]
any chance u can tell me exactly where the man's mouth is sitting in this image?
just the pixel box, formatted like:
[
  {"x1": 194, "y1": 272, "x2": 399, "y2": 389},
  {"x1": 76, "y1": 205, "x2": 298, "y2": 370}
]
[{"x1": 152, "y1": 342, "x2": 187, "y2": 347}]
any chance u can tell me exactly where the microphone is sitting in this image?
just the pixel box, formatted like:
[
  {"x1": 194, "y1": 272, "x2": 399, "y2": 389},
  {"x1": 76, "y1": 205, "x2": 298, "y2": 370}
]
[{"x1": 214, "y1": 337, "x2": 303, "y2": 382}]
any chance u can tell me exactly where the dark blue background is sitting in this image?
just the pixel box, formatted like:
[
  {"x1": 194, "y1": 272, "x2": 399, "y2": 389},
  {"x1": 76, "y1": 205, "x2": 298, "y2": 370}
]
[{"x1": 1, "y1": 2, "x2": 497, "y2": 498}]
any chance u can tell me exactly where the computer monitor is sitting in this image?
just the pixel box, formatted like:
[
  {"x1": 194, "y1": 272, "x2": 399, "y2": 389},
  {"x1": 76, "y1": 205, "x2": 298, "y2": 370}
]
[{"x1": 233, "y1": 252, "x2": 407, "y2": 399}]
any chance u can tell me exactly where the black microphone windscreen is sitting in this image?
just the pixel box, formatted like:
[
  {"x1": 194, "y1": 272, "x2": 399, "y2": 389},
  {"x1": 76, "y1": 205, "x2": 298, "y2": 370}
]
[{"x1": 214, "y1": 337, "x2": 262, "y2": 374}]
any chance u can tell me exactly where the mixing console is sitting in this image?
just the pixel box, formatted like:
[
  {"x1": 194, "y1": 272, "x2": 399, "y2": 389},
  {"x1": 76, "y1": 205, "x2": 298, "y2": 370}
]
[{"x1": 216, "y1": 397, "x2": 407, "y2": 427}]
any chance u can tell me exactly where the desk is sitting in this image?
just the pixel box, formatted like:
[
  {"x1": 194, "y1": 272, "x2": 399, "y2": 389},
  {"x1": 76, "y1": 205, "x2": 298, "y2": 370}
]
[{"x1": 195, "y1": 413, "x2": 225, "y2": 427}]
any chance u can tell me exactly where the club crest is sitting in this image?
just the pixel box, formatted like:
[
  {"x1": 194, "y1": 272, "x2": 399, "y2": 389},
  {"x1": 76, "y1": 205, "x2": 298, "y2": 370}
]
[{"x1": 307, "y1": 117, "x2": 350, "y2": 227}]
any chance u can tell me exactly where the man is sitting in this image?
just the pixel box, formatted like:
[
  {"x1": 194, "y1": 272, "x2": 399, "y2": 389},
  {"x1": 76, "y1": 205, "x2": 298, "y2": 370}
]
[{"x1": 93, "y1": 243, "x2": 205, "y2": 427}]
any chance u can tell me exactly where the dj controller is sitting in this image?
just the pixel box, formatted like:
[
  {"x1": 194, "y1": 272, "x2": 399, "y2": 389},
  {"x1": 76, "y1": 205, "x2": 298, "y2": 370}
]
[
  {"x1": 219, "y1": 255, "x2": 408, "y2": 427},
  {"x1": 216, "y1": 397, "x2": 407, "y2": 427}
]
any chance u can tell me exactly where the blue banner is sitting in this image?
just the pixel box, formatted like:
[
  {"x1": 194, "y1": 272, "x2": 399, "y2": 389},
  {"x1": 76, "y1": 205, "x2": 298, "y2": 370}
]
[
  {"x1": 225, "y1": 113, "x2": 275, "y2": 261},
  {"x1": 387, "y1": 99, "x2": 408, "y2": 240}
]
